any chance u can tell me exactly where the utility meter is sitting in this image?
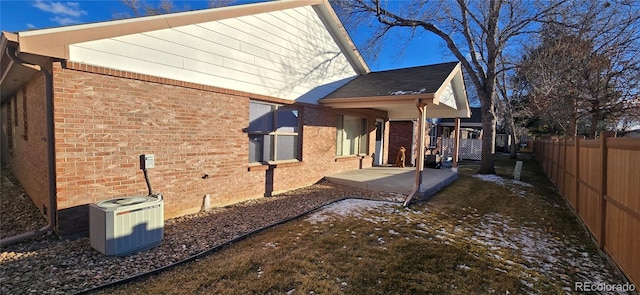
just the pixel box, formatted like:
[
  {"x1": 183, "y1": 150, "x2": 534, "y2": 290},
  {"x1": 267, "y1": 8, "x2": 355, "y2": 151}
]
[{"x1": 140, "y1": 154, "x2": 155, "y2": 170}]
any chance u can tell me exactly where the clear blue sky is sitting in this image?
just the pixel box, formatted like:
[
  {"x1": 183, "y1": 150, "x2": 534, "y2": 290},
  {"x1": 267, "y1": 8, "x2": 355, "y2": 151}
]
[{"x1": 0, "y1": 0, "x2": 452, "y2": 71}]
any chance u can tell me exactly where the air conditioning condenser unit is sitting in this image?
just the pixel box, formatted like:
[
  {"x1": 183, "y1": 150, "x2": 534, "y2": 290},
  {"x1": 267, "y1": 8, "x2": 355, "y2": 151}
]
[{"x1": 90, "y1": 194, "x2": 164, "y2": 256}]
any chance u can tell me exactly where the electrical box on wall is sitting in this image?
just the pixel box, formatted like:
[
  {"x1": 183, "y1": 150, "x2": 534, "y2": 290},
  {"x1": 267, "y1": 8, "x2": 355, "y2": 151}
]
[{"x1": 140, "y1": 154, "x2": 155, "y2": 170}]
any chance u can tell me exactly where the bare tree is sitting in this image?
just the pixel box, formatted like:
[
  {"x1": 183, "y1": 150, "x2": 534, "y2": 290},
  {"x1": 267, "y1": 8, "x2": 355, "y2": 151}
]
[
  {"x1": 209, "y1": 0, "x2": 237, "y2": 8},
  {"x1": 517, "y1": 29, "x2": 588, "y2": 136},
  {"x1": 515, "y1": 0, "x2": 640, "y2": 137},
  {"x1": 615, "y1": 98, "x2": 640, "y2": 136},
  {"x1": 115, "y1": 0, "x2": 236, "y2": 18},
  {"x1": 495, "y1": 55, "x2": 520, "y2": 159},
  {"x1": 332, "y1": 0, "x2": 565, "y2": 174},
  {"x1": 115, "y1": 0, "x2": 176, "y2": 17}
]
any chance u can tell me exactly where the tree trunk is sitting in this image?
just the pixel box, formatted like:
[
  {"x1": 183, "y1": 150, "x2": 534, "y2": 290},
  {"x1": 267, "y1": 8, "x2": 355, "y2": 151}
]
[
  {"x1": 508, "y1": 117, "x2": 519, "y2": 159},
  {"x1": 569, "y1": 113, "x2": 578, "y2": 137},
  {"x1": 510, "y1": 132, "x2": 518, "y2": 159},
  {"x1": 478, "y1": 92, "x2": 496, "y2": 174},
  {"x1": 587, "y1": 110, "x2": 600, "y2": 138},
  {"x1": 584, "y1": 97, "x2": 601, "y2": 138},
  {"x1": 478, "y1": 0, "x2": 499, "y2": 175}
]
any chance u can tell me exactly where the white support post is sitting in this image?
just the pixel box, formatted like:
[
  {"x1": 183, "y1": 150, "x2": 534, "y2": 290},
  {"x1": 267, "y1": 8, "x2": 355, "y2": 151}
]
[{"x1": 415, "y1": 104, "x2": 426, "y2": 188}]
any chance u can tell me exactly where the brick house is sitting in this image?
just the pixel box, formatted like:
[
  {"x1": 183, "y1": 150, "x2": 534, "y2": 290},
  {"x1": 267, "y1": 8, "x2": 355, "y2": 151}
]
[{"x1": 1, "y1": 0, "x2": 470, "y2": 238}]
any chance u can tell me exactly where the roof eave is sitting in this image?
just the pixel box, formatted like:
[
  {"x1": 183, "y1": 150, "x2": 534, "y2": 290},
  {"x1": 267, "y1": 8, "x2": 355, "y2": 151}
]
[
  {"x1": 436, "y1": 63, "x2": 470, "y2": 118},
  {"x1": 433, "y1": 63, "x2": 461, "y2": 99},
  {"x1": 1, "y1": 32, "x2": 19, "y2": 102},
  {"x1": 320, "y1": 93, "x2": 435, "y2": 108},
  {"x1": 313, "y1": 1, "x2": 370, "y2": 74}
]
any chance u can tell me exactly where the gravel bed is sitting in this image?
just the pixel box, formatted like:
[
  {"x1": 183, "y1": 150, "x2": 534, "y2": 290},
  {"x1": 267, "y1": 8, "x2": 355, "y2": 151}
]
[
  {"x1": 0, "y1": 172, "x2": 404, "y2": 295},
  {"x1": 1, "y1": 172, "x2": 48, "y2": 238}
]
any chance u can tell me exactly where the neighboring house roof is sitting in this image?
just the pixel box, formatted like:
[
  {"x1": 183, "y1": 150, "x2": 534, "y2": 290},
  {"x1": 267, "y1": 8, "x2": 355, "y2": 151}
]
[
  {"x1": 320, "y1": 62, "x2": 471, "y2": 120},
  {"x1": 624, "y1": 129, "x2": 640, "y2": 138},
  {"x1": 1, "y1": 0, "x2": 368, "y2": 103},
  {"x1": 439, "y1": 107, "x2": 482, "y2": 127}
]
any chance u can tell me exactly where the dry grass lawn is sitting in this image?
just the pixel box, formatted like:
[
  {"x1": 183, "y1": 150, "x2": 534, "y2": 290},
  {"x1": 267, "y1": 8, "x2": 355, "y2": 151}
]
[{"x1": 93, "y1": 154, "x2": 626, "y2": 294}]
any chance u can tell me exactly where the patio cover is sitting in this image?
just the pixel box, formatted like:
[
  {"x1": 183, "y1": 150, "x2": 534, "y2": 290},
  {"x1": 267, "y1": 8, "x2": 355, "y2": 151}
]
[
  {"x1": 319, "y1": 61, "x2": 471, "y2": 205},
  {"x1": 320, "y1": 61, "x2": 470, "y2": 120}
]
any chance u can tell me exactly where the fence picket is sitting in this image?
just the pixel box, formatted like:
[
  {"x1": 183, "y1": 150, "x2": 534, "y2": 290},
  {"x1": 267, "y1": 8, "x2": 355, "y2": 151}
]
[{"x1": 534, "y1": 134, "x2": 639, "y2": 287}]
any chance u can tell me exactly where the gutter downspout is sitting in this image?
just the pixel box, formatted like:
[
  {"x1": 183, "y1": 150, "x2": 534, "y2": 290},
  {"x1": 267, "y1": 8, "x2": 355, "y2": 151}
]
[
  {"x1": 403, "y1": 100, "x2": 427, "y2": 207},
  {"x1": 0, "y1": 47, "x2": 57, "y2": 246}
]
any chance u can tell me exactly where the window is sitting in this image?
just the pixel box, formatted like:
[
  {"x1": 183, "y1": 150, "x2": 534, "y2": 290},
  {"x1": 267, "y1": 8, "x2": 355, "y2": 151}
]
[
  {"x1": 428, "y1": 123, "x2": 437, "y2": 148},
  {"x1": 248, "y1": 101, "x2": 299, "y2": 163},
  {"x1": 443, "y1": 127, "x2": 451, "y2": 138},
  {"x1": 336, "y1": 115, "x2": 368, "y2": 156}
]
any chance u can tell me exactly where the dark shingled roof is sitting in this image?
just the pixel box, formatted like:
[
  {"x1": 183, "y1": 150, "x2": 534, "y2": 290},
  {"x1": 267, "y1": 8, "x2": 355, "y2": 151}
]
[{"x1": 324, "y1": 61, "x2": 459, "y2": 99}]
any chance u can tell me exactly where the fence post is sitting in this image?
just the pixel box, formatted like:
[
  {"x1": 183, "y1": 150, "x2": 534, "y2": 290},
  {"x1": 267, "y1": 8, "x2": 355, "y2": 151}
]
[
  {"x1": 561, "y1": 137, "x2": 567, "y2": 198},
  {"x1": 545, "y1": 137, "x2": 551, "y2": 172},
  {"x1": 599, "y1": 131, "x2": 615, "y2": 249},
  {"x1": 552, "y1": 137, "x2": 560, "y2": 188},
  {"x1": 575, "y1": 135, "x2": 584, "y2": 215}
]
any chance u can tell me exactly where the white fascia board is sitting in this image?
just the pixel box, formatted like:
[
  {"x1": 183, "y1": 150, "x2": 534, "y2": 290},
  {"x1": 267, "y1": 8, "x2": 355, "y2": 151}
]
[{"x1": 312, "y1": 1, "x2": 370, "y2": 74}]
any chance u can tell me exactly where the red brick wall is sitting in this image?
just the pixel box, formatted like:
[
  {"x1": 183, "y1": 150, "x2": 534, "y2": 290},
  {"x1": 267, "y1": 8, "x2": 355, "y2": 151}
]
[
  {"x1": 389, "y1": 121, "x2": 414, "y2": 165},
  {"x1": 52, "y1": 62, "x2": 383, "y2": 235},
  {"x1": 1, "y1": 73, "x2": 50, "y2": 217}
]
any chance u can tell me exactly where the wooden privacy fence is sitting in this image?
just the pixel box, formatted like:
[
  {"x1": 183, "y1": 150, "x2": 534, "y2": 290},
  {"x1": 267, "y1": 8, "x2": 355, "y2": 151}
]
[{"x1": 533, "y1": 133, "x2": 639, "y2": 287}]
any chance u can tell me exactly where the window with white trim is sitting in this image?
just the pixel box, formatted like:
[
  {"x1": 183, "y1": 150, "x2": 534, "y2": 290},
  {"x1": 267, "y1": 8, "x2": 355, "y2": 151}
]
[
  {"x1": 248, "y1": 101, "x2": 299, "y2": 163},
  {"x1": 336, "y1": 114, "x2": 368, "y2": 156}
]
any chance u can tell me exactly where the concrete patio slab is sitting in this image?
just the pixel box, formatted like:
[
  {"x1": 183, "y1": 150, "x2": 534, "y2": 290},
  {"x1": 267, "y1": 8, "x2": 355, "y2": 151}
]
[{"x1": 325, "y1": 167, "x2": 457, "y2": 200}]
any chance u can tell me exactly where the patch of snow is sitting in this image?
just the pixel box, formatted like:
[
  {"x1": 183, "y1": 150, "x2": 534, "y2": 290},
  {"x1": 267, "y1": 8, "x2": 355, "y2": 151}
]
[
  {"x1": 257, "y1": 267, "x2": 264, "y2": 278},
  {"x1": 472, "y1": 174, "x2": 534, "y2": 197},
  {"x1": 389, "y1": 88, "x2": 427, "y2": 95},
  {"x1": 473, "y1": 174, "x2": 507, "y2": 185},
  {"x1": 458, "y1": 264, "x2": 471, "y2": 270},
  {"x1": 512, "y1": 180, "x2": 533, "y2": 187},
  {"x1": 493, "y1": 267, "x2": 508, "y2": 273},
  {"x1": 305, "y1": 199, "x2": 395, "y2": 224},
  {"x1": 263, "y1": 242, "x2": 278, "y2": 249},
  {"x1": 414, "y1": 229, "x2": 429, "y2": 235},
  {"x1": 473, "y1": 174, "x2": 532, "y2": 187}
]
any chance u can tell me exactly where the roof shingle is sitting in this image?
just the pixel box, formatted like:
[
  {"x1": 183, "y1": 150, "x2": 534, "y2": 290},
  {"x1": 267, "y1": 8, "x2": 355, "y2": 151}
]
[{"x1": 324, "y1": 61, "x2": 459, "y2": 99}]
